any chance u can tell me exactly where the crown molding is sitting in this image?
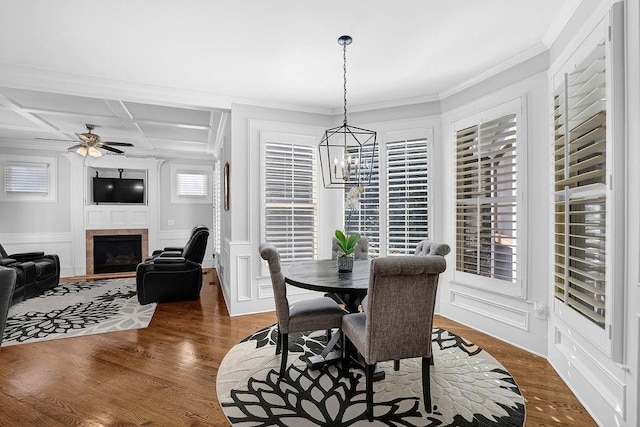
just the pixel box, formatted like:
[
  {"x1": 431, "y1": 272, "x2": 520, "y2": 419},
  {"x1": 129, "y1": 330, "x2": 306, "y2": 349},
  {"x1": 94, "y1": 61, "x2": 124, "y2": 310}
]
[
  {"x1": 439, "y1": 42, "x2": 548, "y2": 100},
  {"x1": 0, "y1": 63, "x2": 333, "y2": 115},
  {"x1": 542, "y1": 0, "x2": 584, "y2": 48},
  {"x1": 331, "y1": 93, "x2": 441, "y2": 116}
]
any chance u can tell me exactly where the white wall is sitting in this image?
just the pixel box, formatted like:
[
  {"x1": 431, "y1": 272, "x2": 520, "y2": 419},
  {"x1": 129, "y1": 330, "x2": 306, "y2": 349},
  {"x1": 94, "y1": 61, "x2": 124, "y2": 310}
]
[
  {"x1": 0, "y1": 149, "x2": 74, "y2": 275},
  {"x1": 438, "y1": 73, "x2": 550, "y2": 357},
  {"x1": 219, "y1": 104, "x2": 336, "y2": 315}
]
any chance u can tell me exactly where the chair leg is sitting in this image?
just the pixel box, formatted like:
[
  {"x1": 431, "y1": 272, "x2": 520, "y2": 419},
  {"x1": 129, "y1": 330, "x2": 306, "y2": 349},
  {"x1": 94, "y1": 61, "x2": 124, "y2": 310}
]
[
  {"x1": 366, "y1": 363, "x2": 374, "y2": 422},
  {"x1": 394, "y1": 360, "x2": 400, "y2": 371},
  {"x1": 341, "y1": 332, "x2": 349, "y2": 376},
  {"x1": 276, "y1": 329, "x2": 282, "y2": 355},
  {"x1": 429, "y1": 354, "x2": 434, "y2": 366},
  {"x1": 422, "y1": 357, "x2": 432, "y2": 413},
  {"x1": 327, "y1": 328, "x2": 332, "y2": 341},
  {"x1": 279, "y1": 333, "x2": 288, "y2": 378}
]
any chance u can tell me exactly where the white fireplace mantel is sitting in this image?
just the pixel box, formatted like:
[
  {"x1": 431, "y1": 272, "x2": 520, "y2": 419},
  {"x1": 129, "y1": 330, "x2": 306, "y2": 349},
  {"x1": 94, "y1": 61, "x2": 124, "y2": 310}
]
[{"x1": 66, "y1": 154, "x2": 165, "y2": 276}]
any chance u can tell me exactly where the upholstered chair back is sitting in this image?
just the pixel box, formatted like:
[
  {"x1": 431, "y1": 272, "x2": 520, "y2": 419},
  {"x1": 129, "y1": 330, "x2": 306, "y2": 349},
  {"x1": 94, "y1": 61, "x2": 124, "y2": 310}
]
[
  {"x1": 331, "y1": 236, "x2": 369, "y2": 260},
  {"x1": 0, "y1": 266, "x2": 16, "y2": 346},
  {"x1": 190, "y1": 224, "x2": 209, "y2": 238},
  {"x1": 414, "y1": 240, "x2": 451, "y2": 257},
  {"x1": 181, "y1": 228, "x2": 209, "y2": 264},
  {"x1": 363, "y1": 256, "x2": 446, "y2": 364},
  {"x1": 259, "y1": 243, "x2": 291, "y2": 331}
]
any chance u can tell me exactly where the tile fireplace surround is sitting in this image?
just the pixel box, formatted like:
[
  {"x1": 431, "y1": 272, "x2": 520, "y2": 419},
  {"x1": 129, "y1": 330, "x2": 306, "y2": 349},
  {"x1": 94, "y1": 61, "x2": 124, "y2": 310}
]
[{"x1": 86, "y1": 228, "x2": 149, "y2": 275}]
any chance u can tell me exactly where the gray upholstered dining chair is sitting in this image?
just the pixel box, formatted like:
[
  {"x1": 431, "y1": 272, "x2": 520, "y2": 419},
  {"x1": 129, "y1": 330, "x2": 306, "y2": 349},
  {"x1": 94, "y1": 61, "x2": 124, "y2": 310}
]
[
  {"x1": 361, "y1": 240, "x2": 450, "y2": 311},
  {"x1": 414, "y1": 240, "x2": 451, "y2": 257},
  {"x1": 259, "y1": 243, "x2": 345, "y2": 379},
  {"x1": 342, "y1": 255, "x2": 447, "y2": 421}
]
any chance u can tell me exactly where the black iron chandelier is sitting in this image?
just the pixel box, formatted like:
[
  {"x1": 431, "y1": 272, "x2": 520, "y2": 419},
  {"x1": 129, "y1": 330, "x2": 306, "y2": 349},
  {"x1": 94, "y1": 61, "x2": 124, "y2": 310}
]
[{"x1": 318, "y1": 35, "x2": 377, "y2": 189}]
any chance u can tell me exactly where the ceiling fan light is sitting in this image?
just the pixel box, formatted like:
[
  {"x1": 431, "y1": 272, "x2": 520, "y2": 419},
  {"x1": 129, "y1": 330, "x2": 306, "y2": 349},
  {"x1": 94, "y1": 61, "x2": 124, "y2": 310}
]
[
  {"x1": 76, "y1": 146, "x2": 88, "y2": 156},
  {"x1": 88, "y1": 146, "x2": 102, "y2": 157}
]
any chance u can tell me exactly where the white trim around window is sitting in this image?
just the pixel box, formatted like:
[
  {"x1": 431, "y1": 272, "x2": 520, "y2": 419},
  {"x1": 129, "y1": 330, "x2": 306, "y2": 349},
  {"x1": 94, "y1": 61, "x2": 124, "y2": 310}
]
[
  {"x1": 448, "y1": 97, "x2": 528, "y2": 299},
  {"x1": 0, "y1": 154, "x2": 57, "y2": 203}
]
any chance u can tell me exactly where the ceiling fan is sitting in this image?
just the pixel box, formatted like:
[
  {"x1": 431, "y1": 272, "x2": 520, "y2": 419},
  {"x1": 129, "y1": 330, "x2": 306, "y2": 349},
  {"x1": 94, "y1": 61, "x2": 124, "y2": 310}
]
[{"x1": 39, "y1": 124, "x2": 134, "y2": 157}]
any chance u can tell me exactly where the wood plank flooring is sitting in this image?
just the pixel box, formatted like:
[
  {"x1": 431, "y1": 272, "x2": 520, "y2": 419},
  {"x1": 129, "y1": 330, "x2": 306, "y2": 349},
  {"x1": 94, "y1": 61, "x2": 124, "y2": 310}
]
[{"x1": 0, "y1": 276, "x2": 596, "y2": 426}]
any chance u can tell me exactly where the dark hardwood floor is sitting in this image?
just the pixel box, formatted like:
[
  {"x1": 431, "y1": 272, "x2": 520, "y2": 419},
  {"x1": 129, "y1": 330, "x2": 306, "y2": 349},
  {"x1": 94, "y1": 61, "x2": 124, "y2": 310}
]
[{"x1": 0, "y1": 273, "x2": 596, "y2": 426}]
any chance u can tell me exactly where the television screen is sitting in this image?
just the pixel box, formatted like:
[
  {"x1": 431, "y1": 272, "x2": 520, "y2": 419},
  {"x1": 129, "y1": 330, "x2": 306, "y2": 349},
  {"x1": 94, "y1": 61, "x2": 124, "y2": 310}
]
[{"x1": 93, "y1": 177, "x2": 145, "y2": 204}]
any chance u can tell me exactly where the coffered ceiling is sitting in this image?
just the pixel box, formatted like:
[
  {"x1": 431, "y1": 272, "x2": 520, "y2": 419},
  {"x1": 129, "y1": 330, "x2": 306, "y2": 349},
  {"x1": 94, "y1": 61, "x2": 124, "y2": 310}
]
[
  {"x1": 0, "y1": 0, "x2": 582, "y2": 159},
  {"x1": 0, "y1": 87, "x2": 227, "y2": 159}
]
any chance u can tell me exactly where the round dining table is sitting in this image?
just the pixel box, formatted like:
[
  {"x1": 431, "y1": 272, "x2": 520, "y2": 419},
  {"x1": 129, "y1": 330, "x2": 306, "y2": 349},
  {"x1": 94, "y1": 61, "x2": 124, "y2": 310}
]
[
  {"x1": 283, "y1": 257, "x2": 385, "y2": 379},
  {"x1": 284, "y1": 258, "x2": 371, "y2": 313}
]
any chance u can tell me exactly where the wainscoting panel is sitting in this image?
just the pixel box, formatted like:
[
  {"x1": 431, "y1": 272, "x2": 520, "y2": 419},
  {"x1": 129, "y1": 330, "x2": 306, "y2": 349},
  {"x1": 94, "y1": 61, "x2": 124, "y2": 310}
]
[
  {"x1": 86, "y1": 211, "x2": 104, "y2": 227},
  {"x1": 85, "y1": 205, "x2": 150, "y2": 229},
  {"x1": 156, "y1": 229, "x2": 191, "y2": 251},
  {"x1": 132, "y1": 210, "x2": 148, "y2": 225},
  {"x1": 449, "y1": 289, "x2": 529, "y2": 330},
  {"x1": 0, "y1": 232, "x2": 74, "y2": 277},
  {"x1": 109, "y1": 210, "x2": 126, "y2": 225},
  {"x1": 236, "y1": 255, "x2": 251, "y2": 301},
  {"x1": 257, "y1": 284, "x2": 273, "y2": 299},
  {"x1": 553, "y1": 324, "x2": 626, "y2": 419}
]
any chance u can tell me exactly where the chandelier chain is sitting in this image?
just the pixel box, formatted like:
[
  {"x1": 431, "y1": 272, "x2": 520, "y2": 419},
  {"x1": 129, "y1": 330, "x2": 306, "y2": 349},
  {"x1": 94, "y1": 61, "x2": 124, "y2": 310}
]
[{"x1": 343, "y1": 42, "x2": 348, "y2": 125}]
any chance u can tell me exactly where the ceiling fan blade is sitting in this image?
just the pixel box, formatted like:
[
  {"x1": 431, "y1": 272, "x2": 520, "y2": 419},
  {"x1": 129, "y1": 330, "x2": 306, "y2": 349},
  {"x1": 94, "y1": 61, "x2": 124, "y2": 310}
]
[
  {"x1": 35, "y1": 137, "x2": 76, "y2": 142},
  {"x1": 98, "y1": 144, "x2": 124, "y2": 154},
  {"x1": 67, "y1": 144, "x2": 86, "y2": 151},
  {"x1": 102, "y1": 141, "x2": 134, "y2": 147}
]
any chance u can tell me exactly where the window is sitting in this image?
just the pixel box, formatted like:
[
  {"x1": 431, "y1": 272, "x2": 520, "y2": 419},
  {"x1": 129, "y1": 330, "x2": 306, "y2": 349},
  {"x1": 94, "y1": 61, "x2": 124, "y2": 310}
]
[
  {"x1": 344, "y1": 143, "x2": 380, "y2": 256},
  {"x1": 212, "y1": 160, "x2": 221, "y2": 254},
  {"x1": 550, "y1": 4, "x2": 624, "y2": 360},
  {"x1": 177, "y1": 173, "x2": 208, "y2": 197},
  {"x1": 0, "y1": 155, "x2": 57, "y2": 202},
  {"x1": 264, "y1": 142, "x2": 317, "y2": 263},
  {"x1": 455, "y1": 113, "x2": 518, "y2": 284},
  {"x1": 386, "y1": 139, "x2": 429, "y2": 255},
  {"x1": 5, "y1": 163, "x2": 49, "y2": 194},
  {"x1": 170, "y1": 164, "x2": 213, "y2": 204},
  {"x1": 553, "y1": 43, "x2": 608, "y2": 328},
  {"x1": 344, "y1": 136, "x2": 430, "y2": 257}
]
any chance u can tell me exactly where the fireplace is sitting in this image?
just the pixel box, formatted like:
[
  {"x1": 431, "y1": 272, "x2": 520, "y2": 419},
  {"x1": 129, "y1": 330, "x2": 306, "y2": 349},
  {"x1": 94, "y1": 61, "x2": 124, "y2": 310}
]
[
  {"x1": 93, "y1": 235, "x2": 142, "y2": 274},
  {"x1": 86, "y1": 229, "x2": 149, "y2": 275}
]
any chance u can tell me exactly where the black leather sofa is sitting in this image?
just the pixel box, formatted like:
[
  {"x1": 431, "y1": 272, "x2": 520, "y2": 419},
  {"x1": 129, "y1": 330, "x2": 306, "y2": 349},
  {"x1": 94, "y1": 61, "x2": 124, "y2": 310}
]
[
  {"x1": 0, "y1": 244, "x2": 60, "y2": 306},
  {"x1": 136, "y1": 226, "x2": 209, "y2": 305},
  {"x1": 0, "y1": 266, "x2": 16, "y2": 347}
]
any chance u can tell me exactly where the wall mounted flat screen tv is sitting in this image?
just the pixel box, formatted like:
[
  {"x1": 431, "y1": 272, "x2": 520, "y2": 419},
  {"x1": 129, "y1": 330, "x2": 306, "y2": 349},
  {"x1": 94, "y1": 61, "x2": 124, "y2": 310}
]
[{"x1": 93, "y1": 177, "x2": 145, "y2": 204}]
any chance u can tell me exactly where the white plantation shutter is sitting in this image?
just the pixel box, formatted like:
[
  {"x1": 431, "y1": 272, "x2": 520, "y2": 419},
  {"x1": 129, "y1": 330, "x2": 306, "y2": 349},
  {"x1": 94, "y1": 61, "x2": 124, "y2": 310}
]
[
  {"x1": 5, "y1": 163, "x2": 49, "y2": 194},
  {"x1": 344, "y1": 144, "x2": 380, "y2": 256},
  {"x1": 456, "y1": 114, "x2": 517, "y2": 283},
  {"x1": 553, "y1": 43, "x2": 607, "y2": 328},
  {"x1": 386, "y1": 139, "x2": 429, "y2": 255},
  {"x1": 212, "y1": 161, "x2": 221, "y2": 253},
  {"x1": 177, "y1": 172, "x2": 208, "y2": 197},
  {"x1": 265, "y1": 142, "x2": 317, "y2": 263}
]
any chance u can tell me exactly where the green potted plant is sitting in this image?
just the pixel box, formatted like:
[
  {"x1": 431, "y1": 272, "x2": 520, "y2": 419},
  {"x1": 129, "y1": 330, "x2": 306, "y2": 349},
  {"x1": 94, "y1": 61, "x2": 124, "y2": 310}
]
[{"x1": 335, "y1": 230, "x2": 360, "y2": 272}]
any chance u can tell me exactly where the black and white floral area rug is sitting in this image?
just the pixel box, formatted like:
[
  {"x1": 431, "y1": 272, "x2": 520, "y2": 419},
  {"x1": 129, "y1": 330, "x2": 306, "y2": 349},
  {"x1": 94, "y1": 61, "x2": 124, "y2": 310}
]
[
  {"x1": 2, "y1": 279, "x2": 156, "y2": 346},
  {"x1": 217, "y1": 325, "x2": 525, "y2": 426}
]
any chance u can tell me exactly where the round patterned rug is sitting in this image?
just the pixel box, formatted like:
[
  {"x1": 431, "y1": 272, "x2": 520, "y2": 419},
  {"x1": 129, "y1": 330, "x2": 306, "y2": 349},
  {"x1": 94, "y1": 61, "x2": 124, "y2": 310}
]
[{"x1": 217, "y1": 325, "x2": 525, "y2": 426}]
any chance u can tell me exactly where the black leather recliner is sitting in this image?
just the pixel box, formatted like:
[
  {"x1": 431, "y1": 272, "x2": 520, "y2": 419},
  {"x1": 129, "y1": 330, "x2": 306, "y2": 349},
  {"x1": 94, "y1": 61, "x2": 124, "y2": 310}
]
[
  {"x1": 150, "y1": 224, "x2": 209, "y2": 258},
  {"x1": 0, "y1": 266, "x2": 16, "y2": 347},
  {"x1": 0, "y1": 243, "x2": 60, "y2": 306},
  {"x1": 136, "y1": 227, "x2": 209, "y2": 305}
]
